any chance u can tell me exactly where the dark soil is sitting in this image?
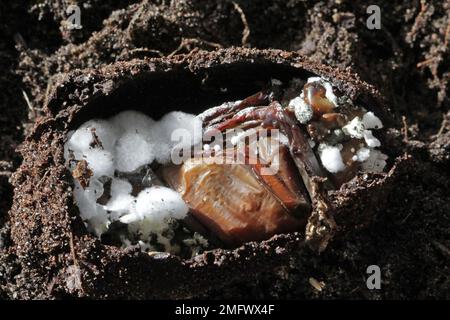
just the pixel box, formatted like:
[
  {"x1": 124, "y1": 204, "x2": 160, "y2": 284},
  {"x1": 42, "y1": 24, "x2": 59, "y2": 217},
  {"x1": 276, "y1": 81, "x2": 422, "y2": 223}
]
[{"x1": 0, "y1": 0, "x2": 449, "y2": 299}]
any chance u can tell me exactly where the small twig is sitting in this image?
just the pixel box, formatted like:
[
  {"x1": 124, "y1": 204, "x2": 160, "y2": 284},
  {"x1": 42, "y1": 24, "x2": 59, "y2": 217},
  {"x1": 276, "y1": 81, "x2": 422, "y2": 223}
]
[
  {"x1": 349, "y1": 286, "x2": 361, "y2": 295},
  {"x1": 232, "y1": 1, "x2": 250, "y2": 46},
  {"x1": 436, "y1": 119, "x2": 448, "y2": 136},
  {"x1": 406, "y1": 0, "x2": 430, "y2": 43},
  {"x1": 432, "y1": 241, "x2": 450, "y2": 259},
  {"x1": 401, "y1": 116, "x2": 409, "y2": 142},
  {"x1": 444, "y1": 19, "x2": 450, "y2": 48},
  {"x1": 21, "y1": 89, "x2": 36, "y2": 118},
  {"x1": 67, "y1": 232, "x2": 85, "y2": 294},
  {"x1": 400, "y1": 211, "x2": 414, "y2": 224},
  {"x1": 168, "y1": 38, "x2": 191, "y2": 57},
  {"x1": 416, "y1": 56, "x2": 438, "y2": 68},
  {"x1": 125, "y1": 48, "x2": 163, "y2": 59},
  {"x1": 69, "y1": 232, "x2": 78, "y2": 266},
  {"x1": 46, "y1": 276, "x2": 58, "y2": 296},
  {"x1": 168, "y1": 38, "x2": 222, "y2": 57},
  {"x1": 36, "y1": 169, "x2": 51, "y2": 188}
]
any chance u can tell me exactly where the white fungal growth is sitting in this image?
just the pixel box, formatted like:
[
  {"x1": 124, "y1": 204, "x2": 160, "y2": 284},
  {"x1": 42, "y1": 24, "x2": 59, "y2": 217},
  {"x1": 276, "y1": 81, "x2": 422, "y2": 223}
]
[
  {"x1": 65, "y1": 110, "x2": 203, "y2": 253},
  {"x1": 361, "y1": 150, "x2": 388, "y2": 173},
  {"x1": 110, "y1": 110, "x2": 156, "y2": 135},
  {"x1": 355, "y1": 147, "x2": 371, "y2": 162},
  {"x1": 115, "y1": 132, "x2": 155, "y2": 172},
  {"x1": 83, "y1": 149, "x2": 115, "y2": 178},
  {"x1": 271, "y1": 78, "x2": 283, "y2": 86},
  {"x1": 290, "y1": 96, "x2": 314, "y2": 124},
  {"x1": 363, "y1": 130, "x2": 381, "y2": 148},
  {"x1": 332, "y1": 110, "x2": 386, "y2": 174},
  {"x1": 120, "y1": 187, "x2": 188, "y2": 229},
  {"x1": 362, "y1": 111, "x2": 383, "y2": 129},
  {"x1": 68, "y1": 119, "x2": 120, "y2": 153},
  {"x1": 286, "y1": 77, "x2": 387, "y2": 177},
  {"x1": 343, "y1": 117, "x2": 365, "y2": 139},
  {"x1": 318, "y1": 144, "x2": 346, "y2": 173},
  {"x1": 103, "y1": 178, "x2": 134, "y2": 220},
  {"x1": 338, "y1": 112, "x2": 386, "y2": 173}
]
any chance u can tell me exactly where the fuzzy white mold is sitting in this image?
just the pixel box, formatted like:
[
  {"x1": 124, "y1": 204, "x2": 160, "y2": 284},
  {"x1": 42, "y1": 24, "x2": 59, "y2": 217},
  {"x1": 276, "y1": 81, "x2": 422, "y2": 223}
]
[
  {"x1": 289, "y1": 96, "x2": 314, "y2": 124},
  {"x1": 65, "y1": 110, "x2": 204, "y2": 253},
  {"x1": 318, "y1": 144, "x2": 346, "y2": 173}
]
